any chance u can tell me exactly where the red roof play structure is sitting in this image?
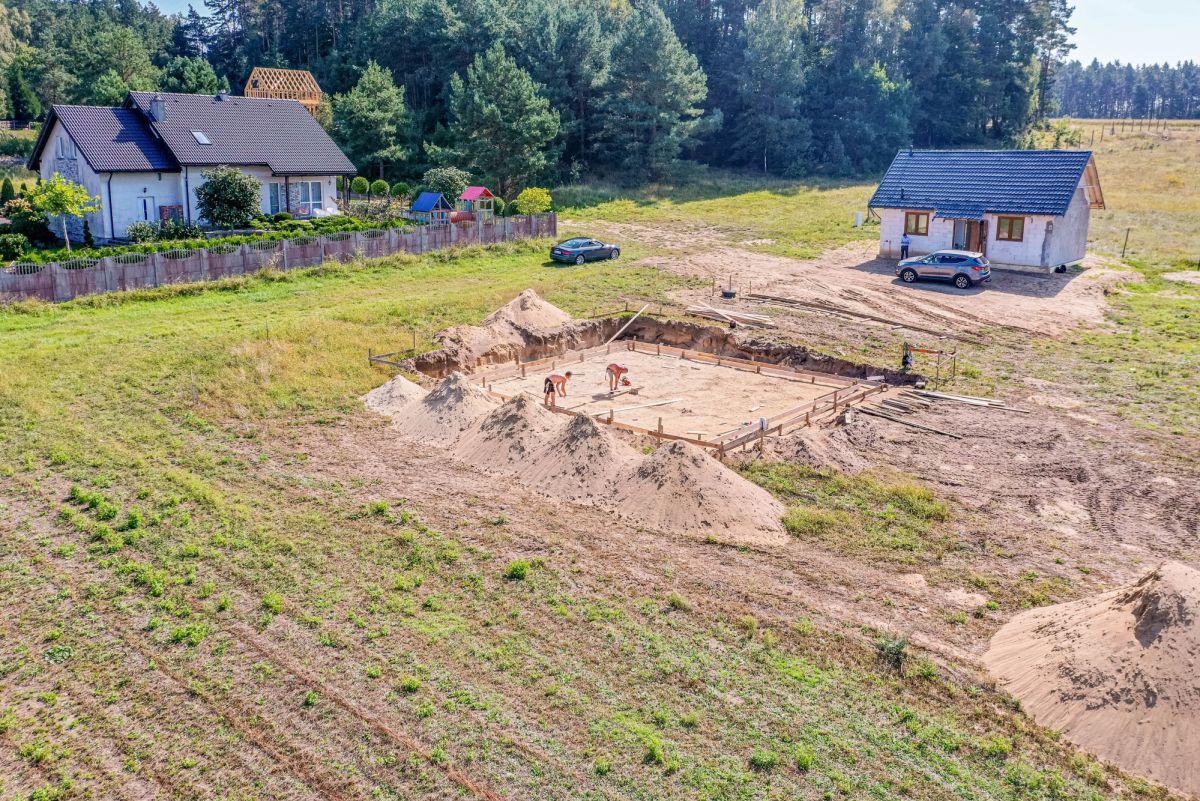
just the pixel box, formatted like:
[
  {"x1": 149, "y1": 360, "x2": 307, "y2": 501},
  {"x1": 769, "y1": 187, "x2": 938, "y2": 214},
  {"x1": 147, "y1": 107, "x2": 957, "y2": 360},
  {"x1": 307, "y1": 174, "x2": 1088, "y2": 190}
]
[
  {"x1": 456, "y1": 186, "x2": 497, "y2": 222},
  {"x1": 459, "y1": 186, "x2": 495, "y2": 201}
]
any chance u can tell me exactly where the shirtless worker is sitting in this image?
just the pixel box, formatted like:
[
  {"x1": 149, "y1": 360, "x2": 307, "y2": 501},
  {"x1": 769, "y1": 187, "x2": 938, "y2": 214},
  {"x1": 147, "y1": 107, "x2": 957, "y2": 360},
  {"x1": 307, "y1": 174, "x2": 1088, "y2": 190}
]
[
  {"x1": 543, "y1": 371, "x2": 572, "y2": 407},
  {"x1": 605, "y1": 363, "x2": 631, "y2": 392}
]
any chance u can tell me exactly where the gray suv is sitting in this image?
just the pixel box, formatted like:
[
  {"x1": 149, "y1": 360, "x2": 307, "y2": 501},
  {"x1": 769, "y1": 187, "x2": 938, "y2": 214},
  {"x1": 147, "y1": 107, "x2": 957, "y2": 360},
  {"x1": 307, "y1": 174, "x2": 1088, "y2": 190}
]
[{"x1": 896, "y1": 250, "x2": 991, "y2": 289}]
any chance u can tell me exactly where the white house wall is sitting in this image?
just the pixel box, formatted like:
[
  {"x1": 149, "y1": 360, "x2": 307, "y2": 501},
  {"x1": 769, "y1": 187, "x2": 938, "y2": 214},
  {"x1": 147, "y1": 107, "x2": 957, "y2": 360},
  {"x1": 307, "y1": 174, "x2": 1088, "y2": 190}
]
[
  {"x1": 107, "y1": 172, "x2": 183, "y2": 239},
  {"x1": 39, "y1": 119, "x2": 106, "y2": 240},
  {"x1": 878, "y1": 209, "x2": 954, "y2": 257},
  {"x1": 182, "y1": 167, "x2": 339, "y2": 224},
  {"x1": 1044, "y1": 187, "x2": 1091, "y2": 267}
]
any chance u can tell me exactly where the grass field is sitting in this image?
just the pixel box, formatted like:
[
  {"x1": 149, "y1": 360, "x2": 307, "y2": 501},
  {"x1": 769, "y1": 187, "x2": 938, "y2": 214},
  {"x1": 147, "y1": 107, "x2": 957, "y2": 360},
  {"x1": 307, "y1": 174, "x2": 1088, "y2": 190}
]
[
  {"x1": 0, "y1": 128, "x2": 1195, "y2": 799},
  {"x1": 0, "y1": 239, "x2": 1152, "y2": 799}
]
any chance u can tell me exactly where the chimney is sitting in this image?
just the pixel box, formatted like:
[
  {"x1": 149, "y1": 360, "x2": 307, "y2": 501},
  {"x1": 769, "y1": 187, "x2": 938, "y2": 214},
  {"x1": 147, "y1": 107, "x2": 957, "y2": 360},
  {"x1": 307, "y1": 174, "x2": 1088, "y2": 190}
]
[
  {"x1": 149, "y1": 93, "x2": 165, "y2": 123},
  {"x1": 216, "y1": 90, "x2": 229, "y2": 101}
]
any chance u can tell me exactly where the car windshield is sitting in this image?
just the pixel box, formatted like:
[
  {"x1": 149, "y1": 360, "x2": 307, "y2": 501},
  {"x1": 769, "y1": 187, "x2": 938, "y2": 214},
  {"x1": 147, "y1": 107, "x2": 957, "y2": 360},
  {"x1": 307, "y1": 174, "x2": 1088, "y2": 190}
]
[{"x1": 561, "y1": 239, "x2": 588, "y2": 247}]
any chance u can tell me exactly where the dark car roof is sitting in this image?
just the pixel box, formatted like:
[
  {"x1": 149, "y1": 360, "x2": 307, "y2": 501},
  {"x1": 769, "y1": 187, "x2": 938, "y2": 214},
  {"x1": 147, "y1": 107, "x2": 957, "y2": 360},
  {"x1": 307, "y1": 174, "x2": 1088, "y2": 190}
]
[
  {"x1": 869, "y1": 149, "x2": 1097, "y2": 217},
  {"x1": 125, "y1": 91, "x2": 354, "y2": 176},
  {"x1": 29, "y1": 105, "x2": 177, "y2": 173}
]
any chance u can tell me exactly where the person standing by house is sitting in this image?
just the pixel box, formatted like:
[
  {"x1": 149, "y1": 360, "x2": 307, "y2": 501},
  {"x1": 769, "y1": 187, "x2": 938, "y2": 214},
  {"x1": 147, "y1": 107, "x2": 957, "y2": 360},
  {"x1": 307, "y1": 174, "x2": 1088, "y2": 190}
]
[{"x1": 900, "y1": 232, "x2": 911, "y2": 259}]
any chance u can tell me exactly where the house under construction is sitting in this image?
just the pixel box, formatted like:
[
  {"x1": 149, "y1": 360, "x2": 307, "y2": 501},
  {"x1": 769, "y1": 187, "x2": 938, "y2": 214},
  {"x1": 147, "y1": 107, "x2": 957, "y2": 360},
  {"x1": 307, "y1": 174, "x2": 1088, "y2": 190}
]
[{"x1": 243, "y1": 67, "x2": 323, "y2": 116}]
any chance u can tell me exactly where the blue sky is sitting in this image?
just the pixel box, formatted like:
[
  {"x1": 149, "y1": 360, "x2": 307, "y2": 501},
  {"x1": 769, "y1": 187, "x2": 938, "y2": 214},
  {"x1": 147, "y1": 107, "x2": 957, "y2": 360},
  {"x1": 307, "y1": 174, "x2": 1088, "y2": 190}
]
[
  {"x1": 151, "y1": 0, "x2": 1197, "y2": 67},
  {"x1": 1070, "y1": 0, "x2": 1198, "y2": 65}
]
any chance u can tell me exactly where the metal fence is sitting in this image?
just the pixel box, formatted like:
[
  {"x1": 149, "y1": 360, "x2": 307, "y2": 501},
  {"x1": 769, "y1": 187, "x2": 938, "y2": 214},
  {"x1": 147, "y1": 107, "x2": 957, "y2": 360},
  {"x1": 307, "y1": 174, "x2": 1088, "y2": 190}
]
[{"x1": 0, "y1": 213, "x2": 557, "y2": 303}]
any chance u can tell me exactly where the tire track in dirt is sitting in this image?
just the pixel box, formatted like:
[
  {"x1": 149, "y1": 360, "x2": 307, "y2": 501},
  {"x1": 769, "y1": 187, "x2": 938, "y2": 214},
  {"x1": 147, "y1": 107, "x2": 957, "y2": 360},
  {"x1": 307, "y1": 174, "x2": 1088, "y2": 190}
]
[
  {"x1": 0, "y1": 615, "x2": 182, "y2": 801},
  {"x1": 3, "y1": 498, "x2": 512, "y2": 801}
]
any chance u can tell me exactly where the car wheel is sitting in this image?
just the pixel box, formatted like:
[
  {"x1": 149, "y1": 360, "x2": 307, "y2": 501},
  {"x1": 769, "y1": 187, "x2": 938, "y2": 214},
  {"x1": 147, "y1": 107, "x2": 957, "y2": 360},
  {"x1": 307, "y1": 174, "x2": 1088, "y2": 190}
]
[
  {"x1": 575, "y1": 255, "x2": 585, "y2": 265},
  {"x1": 900, "y1": 268, "x2": 918, "y2": 283},
  {"x1": 953, "y1": 274, "x2": 971, "y2": 289},
  {"x1": 609, "y1": 248, "x2": 620, "y2": 260}
]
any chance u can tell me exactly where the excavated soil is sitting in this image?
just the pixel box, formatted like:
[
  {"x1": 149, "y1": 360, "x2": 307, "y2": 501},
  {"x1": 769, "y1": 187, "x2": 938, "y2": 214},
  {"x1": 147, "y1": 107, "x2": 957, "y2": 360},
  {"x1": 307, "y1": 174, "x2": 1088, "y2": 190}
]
[
  {"x1": 391, "y1": 372, "x2": 498, "y2": 442},
  {"x1": 391, "y1": 383, "x2": 785, "y2": 545},
  {"x1": 363, "y1": 374, "x2": 427, "y2": 415},
  {"x1": 984, "y1": 562, "x2": 1200, "y2": 796}
]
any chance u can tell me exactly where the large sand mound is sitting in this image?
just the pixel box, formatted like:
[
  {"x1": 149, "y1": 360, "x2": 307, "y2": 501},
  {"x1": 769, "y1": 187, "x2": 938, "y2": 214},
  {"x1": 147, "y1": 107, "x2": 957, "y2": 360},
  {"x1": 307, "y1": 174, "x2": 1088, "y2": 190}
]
[
  {"x1": 483, "y1": 288, "x2": 572, "y2": 331},
  {"x1": 520, "y1": 414, "x2": 636, "y2": 501},
  {"x1": 364, "y1": 375, "x2": 427, "y2": 416},
  {"x1": 435, "y1": 290, "x2": 573, "y2": 363},
  {"x1": 453, "y1": 393, "x2": 561, "y2": 468},
  {"x1": 392, "y1": 372, "x2": 498, "y2": 442},
  {"x1": 613, "y1": 441, "x2": 787, "y2": 546},
  {"x1": 984, "y1": 561, "x2": 1200, "y2": 796}
]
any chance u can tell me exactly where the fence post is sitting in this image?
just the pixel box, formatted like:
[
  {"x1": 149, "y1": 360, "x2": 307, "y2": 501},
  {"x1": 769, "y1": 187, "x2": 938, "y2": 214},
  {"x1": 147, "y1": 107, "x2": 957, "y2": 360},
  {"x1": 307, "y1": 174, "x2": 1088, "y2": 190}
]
[
  {"x1": 150, "y1": 251, "x2": 161, "y2": 287},
  {"x1": 198, "y1": 246, "x2": 209, "y2": 281},
  {"x1": 51, "y1": 263, "x2": 69, "y2": 302},
  {"x1": 103, "y1": 257, "x2": 117, "y2": 293},
  {"x1": 281, "y1": 238, "x2": 289, "y2": 270}
]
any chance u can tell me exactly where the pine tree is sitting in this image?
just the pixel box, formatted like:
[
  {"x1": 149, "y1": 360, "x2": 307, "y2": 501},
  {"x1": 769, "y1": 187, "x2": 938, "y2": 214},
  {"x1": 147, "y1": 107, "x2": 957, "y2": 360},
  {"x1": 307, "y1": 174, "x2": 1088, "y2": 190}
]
[
  {"x1": 331, "y1": 61, "x2": 409, "y2": 177},
  {"x1": 160, "y1": 56, "x2": 223, "y2": 94},
  {"x1": 442, "y1": 44, "x2": 559, "y2": 198},
  {"x1": 595, "y1": 4, "x2": 712, "y2": 177},
  {"x1": 734, "y1": 0, "x2": 811, "y2": 174},
  {"x1": 9, "y1": 65, "x2": 41, "y2": 122},
  {"x1": 0, "y1": 178, "x2": 14, "y2": 205}
]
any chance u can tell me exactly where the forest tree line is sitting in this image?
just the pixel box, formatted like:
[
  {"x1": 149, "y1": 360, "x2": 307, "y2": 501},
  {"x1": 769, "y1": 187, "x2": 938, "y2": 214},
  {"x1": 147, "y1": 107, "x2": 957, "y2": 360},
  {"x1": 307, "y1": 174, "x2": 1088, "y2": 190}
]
[
  {"x1": 1052, "y1": 60, "x2": 1200, "y2": 121},
  {"x1": 3, "y1": 0, "x2": 1082, "y2": 193}
]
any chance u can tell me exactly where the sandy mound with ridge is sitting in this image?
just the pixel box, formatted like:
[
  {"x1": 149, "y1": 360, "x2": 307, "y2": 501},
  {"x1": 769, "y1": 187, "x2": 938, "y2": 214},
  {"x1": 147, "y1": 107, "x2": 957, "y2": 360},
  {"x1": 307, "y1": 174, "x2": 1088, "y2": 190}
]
[
  {"x1": 364, "y1": 375, "x2": 427, "y2": 416},
  {"x1": 392, "y1": 372, "x2": 498, "y2": 442},
  {"x1": 984, "y1": 561, "x2": 1200, "y2": 796},
  {"x1": 435, "y1": 290, "x2": 573, "y2": 363},
  {"x1": 483, "y1": 288, "x2": 572, "y2": 331},
  {"x1": 613, "y1": 441, "x2": 787, "y2": 546},
  {"x1": 444, "y1": 393, "x2": 786, "y2": 544}
]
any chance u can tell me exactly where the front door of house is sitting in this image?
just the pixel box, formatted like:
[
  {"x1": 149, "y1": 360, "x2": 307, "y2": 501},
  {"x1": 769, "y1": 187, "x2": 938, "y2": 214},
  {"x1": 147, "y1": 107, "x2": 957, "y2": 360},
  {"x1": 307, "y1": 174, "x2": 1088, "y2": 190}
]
[
  {"x1": 952, "y1": 220, "x2": 969, "y2": 250},
  {"x1": 138, "y1": 196, "x2": 156, "y2": 222}
]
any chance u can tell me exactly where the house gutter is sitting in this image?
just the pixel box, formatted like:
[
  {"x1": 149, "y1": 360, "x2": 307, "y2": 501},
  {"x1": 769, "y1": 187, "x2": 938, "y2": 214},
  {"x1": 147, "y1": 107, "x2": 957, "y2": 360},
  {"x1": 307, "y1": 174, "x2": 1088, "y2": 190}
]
[
  {"x1": 184, "y1": 166, "x2": 192, "y2": 224},
  {"x1": 106, "y1": 173, "x2": 115, "y2": 240}
]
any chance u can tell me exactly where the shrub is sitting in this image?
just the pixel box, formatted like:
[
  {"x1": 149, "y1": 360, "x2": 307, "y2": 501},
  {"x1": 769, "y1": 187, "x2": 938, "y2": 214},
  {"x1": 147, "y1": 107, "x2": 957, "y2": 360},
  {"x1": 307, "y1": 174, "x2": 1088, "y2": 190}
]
[
  {"x1": 195, "y1": 166, "x2": 260, "y2": 228},
  {"x1": 82, "y1": 219, "x2": 94, "y2": 248},
  {"x1": 0, "y1": 136, "x2": 31, "y2": 158},
  {"x1": 492, "y1": 196, "x2": 506, "y2": 216},
  {"x1": 261, "y1": 592, "x2": 284, "y2": 614},
  {"x1": 350, "y1": 176, "x2": 369, "y2": 195},
  {"x1": 126, "y1": 221, "x2": 157, "y2": 243},
  {"x1": 272, "y1": 212, "x2": 293, "y2": 223},
  {"x1": 369, "y1": 179, "x2": 390, "y2": 198},
  {"x1": 504, "y1": 559, "x2": 530, "y2": 580},
  {"x1": 390, "y1": 181, "x2": 410, "y2": 198},
  {"x1": 876, "y1": 633, "x2": 909, "y2": 671},
  {"x1": 666, "y1": 592, "x2": 690, "y2": 611},
  {"x1": 422, "y1": 166, "x2": 471, "y2": 199},
  {"x1": 0, "y1": 177, "x2": 14, "y2": 204},
  {"x1": 793, "y1": 744, "x2": 816, "y2": 771},
  {"x1": 749, "y1": 750, "x2": 779, "y2": 771},
  {"x1": 512, "y1": 187, "x2": 552, "y2": 215},
  {"x1": 0, "y1": 233, "x2": 29, "y2": 260},
  {"x1": 399, "y1": 675, "x2": 422, "y2": 693},
  {"x1": 3, "y1": 197, "x2": 54, "y2": 245},
  {"x1": 303, "y1": 690, "x2": 318, "y2": 707}
]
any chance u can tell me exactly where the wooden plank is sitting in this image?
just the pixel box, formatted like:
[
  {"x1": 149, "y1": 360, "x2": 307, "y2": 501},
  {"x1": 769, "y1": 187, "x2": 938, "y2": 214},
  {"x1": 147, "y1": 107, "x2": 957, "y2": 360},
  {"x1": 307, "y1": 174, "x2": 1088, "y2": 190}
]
[{"x1": 592, "y1": 398, "x2": 680, "y2": 417}]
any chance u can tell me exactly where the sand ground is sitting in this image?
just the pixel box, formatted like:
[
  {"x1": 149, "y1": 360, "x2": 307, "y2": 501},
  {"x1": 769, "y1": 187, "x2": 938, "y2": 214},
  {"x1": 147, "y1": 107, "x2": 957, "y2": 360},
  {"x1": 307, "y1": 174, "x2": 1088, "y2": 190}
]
[{"x1": 486, "y1": 348, "x2": 847, "y2": 439}]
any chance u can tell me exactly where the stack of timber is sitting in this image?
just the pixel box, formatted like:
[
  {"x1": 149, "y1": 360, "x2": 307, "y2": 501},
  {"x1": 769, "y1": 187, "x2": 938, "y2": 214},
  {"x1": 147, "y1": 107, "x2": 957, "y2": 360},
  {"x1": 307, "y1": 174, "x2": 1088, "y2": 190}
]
[
  {"x1": 685, "y1": 303, "x2": 775, "y2": 329},
  {"x1": 901, "y1": 389, "x2": 1029, "y2": 414}
]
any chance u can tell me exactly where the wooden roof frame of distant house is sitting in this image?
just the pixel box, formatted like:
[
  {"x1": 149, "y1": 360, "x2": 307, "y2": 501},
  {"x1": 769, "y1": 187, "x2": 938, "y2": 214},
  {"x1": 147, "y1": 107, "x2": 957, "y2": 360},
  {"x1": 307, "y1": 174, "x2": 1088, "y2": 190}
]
[{"x1": 244, "y1": 67, "x2": 323, "y2": 115}]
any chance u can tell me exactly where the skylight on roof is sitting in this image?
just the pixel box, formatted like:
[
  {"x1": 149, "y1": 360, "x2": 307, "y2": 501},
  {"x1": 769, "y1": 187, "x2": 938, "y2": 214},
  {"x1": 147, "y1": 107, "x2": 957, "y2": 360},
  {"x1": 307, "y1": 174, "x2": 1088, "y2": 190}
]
[{"x1": 191, "y1": 131, "x2": 212, "y2": 145}]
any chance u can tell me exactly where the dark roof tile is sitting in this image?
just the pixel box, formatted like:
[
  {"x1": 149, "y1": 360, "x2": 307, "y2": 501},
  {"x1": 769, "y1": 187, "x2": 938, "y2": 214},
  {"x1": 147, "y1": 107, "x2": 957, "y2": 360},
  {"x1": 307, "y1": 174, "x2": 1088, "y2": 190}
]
[
  {"x1": 869, "y1": 150, "x2": 1094, "y2": 217},
  {"x1": 126, "y1": 91, "x2": 354, "y2": 175},
  {"x1": 33, "y1": 105, "x2": 176, "y2": 173}
]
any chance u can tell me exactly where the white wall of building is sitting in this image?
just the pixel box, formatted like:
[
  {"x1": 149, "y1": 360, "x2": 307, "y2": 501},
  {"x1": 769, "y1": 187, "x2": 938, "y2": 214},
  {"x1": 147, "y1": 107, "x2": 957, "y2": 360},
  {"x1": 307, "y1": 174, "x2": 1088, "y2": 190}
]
[
  {"x1": 182, "y1": 167, "x2": 339, "y2": 224},
  {"x1": 876, "y1": 177, "x2": 1091, "y2": 269}
]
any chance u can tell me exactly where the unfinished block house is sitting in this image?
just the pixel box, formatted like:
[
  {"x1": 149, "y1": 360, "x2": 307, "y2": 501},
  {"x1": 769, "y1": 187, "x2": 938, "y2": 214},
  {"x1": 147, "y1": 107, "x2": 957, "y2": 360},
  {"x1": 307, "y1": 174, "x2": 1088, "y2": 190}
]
[{"x1": 869, "y1": 150, "x2": 1105, "y2": 270}]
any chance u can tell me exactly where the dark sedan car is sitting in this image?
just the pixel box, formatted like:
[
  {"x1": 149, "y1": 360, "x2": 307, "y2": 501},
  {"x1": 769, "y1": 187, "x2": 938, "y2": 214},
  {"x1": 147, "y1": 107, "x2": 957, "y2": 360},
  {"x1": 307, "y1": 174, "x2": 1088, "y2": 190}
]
[{"x1": 550, "y1": 238, "x2": 621, "y2": 264}]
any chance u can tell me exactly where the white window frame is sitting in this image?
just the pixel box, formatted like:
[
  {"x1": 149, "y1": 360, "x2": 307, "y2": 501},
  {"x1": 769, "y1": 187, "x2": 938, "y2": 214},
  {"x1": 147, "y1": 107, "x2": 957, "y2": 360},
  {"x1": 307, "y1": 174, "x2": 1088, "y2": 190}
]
[{"x1": 297, "y1": 180, "x2": 323, "y2": 216}]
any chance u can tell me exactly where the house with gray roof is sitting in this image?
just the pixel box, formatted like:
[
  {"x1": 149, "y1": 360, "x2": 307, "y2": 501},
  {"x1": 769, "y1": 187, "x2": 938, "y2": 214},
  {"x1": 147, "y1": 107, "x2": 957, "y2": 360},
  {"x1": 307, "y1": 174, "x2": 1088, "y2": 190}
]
[
  {"x1": 28, "y1": 90, "x2": 355, "y2": 242},
  {"x1": 868, "y1": 150, "x2": 1106, "y2": 270}
]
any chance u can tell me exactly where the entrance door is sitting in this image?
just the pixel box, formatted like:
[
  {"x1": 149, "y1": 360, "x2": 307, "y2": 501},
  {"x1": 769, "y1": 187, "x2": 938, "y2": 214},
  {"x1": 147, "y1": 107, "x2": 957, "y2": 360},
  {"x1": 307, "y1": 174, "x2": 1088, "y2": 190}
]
[
  {"x1": 952, "y1": 220, "x2": 968, "y2": 250},
  {"x1": 138, "y1": 196, "x2": 156, "y2": 221}
]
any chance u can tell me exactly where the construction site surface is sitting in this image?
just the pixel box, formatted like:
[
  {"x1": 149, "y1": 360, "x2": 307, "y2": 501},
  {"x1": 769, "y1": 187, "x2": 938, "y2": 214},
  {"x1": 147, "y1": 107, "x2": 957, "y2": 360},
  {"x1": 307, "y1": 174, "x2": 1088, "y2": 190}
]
[{"x1": 470, "y1": 340, "x2": 874, "y2": 450}]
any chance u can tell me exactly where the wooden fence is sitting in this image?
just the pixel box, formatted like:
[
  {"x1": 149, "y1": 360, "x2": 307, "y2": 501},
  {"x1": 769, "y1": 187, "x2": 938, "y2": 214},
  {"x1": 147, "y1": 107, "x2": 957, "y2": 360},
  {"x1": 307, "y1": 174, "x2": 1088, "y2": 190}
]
[{"x1": 0, "y1": 213, "x2": 557, "y2": 303}]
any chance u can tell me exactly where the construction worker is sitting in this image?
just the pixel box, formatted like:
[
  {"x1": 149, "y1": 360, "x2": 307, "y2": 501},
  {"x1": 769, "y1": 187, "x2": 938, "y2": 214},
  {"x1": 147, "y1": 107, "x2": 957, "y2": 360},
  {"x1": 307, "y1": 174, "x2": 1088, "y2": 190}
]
[
  {"x1": 605, "y1": 363, "x2": 630, "y2": 392},
  {"x1": 543, "y1": 371, "x2": 572, "y2": 407}
]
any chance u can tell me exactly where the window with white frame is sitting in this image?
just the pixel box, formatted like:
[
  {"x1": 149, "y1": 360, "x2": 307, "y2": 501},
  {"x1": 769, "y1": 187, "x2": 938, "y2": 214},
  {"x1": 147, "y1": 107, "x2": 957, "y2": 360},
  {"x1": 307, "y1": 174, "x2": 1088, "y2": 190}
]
[
  {"x1": 55, "y1": 136, "x2": 77, "y2": 159},
  {"x1": 297, "y1": 180, "x2": 323, "y2": 216},
  {"x1": 268, "y1": 182, "x2": 283, "y2": 216}
]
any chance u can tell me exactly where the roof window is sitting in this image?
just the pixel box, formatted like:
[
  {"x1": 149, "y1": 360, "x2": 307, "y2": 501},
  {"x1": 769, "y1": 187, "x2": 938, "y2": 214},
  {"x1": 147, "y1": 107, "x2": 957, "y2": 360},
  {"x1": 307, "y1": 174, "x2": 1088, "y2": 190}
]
[{"x1": 191, "y1": 131, "x2": 212, "y2": 145}]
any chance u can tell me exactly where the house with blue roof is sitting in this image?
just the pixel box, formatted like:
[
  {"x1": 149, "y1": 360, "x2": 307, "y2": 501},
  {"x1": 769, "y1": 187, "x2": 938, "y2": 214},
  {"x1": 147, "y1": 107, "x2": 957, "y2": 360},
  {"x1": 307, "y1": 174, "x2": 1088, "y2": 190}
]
[
  {"x1": 410, "y1": 192, "x2": 452, "y2": 225},
  {"x1": 868, "y1": 150, "x2": 1105, "y2": 270},
  {"x1": 28, "y1": 90, "x2": 355, "y2": 243}
]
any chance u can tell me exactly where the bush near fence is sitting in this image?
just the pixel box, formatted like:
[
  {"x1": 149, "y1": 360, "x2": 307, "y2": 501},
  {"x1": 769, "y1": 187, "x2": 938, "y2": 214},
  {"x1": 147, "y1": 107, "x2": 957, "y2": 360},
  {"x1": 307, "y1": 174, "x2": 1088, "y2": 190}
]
[{"x1": 0, "y1": 214, "x2": 558, "y2": 303}]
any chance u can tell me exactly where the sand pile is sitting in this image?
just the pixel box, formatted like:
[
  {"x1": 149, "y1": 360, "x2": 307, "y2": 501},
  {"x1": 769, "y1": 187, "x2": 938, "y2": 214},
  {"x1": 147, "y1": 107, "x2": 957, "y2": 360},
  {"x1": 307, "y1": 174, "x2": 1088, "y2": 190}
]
[
  {"x1": 435, "y1": 290, "x2": 573, "y2": 364},
  {"x1": 392, "y1": 372, "x2": 498, "y2": 442},
  {"x1": 984, "y1": 561, "x2": 1200, "y2": 796},
  {"x1": 364, "y1": 375, "x2": 427, "y2": 416},
  {"x1": 453, "y1": 393, "x2": 561, "y2": 468},
  {"x1": 483, "y1": 289, "x2": 572, "y2": 331},
  {"x1": 612, "y1": 441, "x2": 787, "y2": 546},
  {"x1": 519, "y1": 414, "x2": 636, "y2": 501}
]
